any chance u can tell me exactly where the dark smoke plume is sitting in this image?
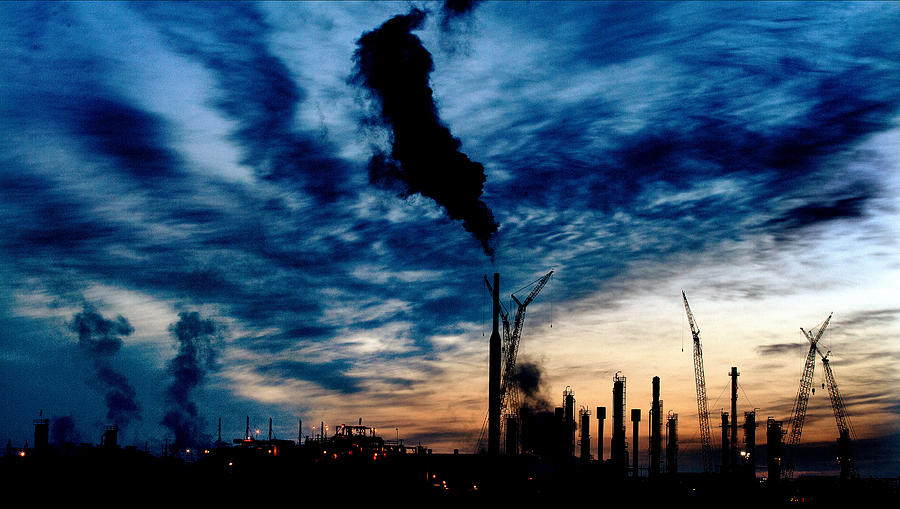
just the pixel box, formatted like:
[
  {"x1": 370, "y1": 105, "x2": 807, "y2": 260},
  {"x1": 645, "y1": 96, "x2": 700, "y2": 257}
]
[
  {"x1": 514, "y1": 360, "x2": 552, "y2": 412},
  {"x1": 51, "y1": 416, "x2": 81, "y2": 445},
  {"x1": 352, "y1": 8, "x2": 499, "y2": 257},
  {"x1": 440, "y1": 0, "x2": 482, "y2": 26},
  {"x1": 161, "y1": 311, "x2": 218, "y2": 451},
  {"x1": 70, "y1": 304, "x2": 141, "y2": 428}
]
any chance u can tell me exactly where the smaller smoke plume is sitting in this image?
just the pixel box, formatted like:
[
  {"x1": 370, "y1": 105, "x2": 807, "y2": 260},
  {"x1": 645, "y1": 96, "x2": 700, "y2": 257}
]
[
  {"x1": 352, "y1": 8, "x2": 499, "y2": 258},
  {"x1": 70, "y1": 304, "x2": 141, "y2": 428},
  {"x1": 161, "y1": 311, "x2": 218, "y2": 451},
  {"x1": 51, "y1": 416, "x2": 81, "y2": 445},
  {"x1": 440, "y1": 0, "x2": 482, "y2": 26},
  {"x1": 515, "y1": 360, "x2": 552, "y2": 412}
]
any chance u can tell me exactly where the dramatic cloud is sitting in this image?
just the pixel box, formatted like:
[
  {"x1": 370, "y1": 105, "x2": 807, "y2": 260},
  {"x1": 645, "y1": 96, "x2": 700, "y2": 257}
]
[
  {"x1": 161, "y1": 311, "x2": 219, "y2": 451},
  {"x1": 0, "y1": 2, "x2": 897, "y2": 473},
  {"x1": 70, "y1": 304, "x2": 141, "y2": 428},
  {"x1": 352, "y1": 8, "x2": 499, "y2": 257}
]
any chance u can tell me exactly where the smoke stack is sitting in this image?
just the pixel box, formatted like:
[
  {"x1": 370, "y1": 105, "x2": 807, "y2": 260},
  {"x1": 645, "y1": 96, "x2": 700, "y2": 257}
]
[
  {"x1": 33, "y1": 410, "x2": 49, "y2": 452},
  {"x1": 612, "y1": 373, "x2": 627, "y2": 475},
  {"x1": 564, "y1": 387, "x2": 575, "y2": 458},
  {"x1": 596, "y1": 406, "x2": 606, "y2": 462},
  {"x1": 721, "y1": 411, "x2": 730, "y2": 472},
  {"x1": 488, "y1": 273, "x2": 501, "y2": 455},
  {"x1": 666, "y1": 412, "x2": 678, "y2": 474},
  {"x1": 580, "y1": 408, "x2": 591, "y2": 463},
  {"x1": 766, "y1": 417, "x2": 784, "y2": 483},
  {"x1": 631, "y1": 409, "x2": 641, "y2": 477},
  {"x1": 650, "y1": 376, "x2": 662, "y2": 478},
  {"x1": 730, "y1": 367, "x2": 739, "y2": 472}
]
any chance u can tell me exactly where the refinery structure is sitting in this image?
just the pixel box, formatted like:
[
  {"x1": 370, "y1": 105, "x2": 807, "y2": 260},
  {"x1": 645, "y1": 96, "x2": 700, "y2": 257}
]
[{"x1": 2, "y1": 272, "x2": 896, "y2": 504}]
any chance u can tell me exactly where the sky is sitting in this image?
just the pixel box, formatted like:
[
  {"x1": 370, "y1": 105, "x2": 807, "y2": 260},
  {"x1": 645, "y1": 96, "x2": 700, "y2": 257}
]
[{"x1": 1, "y1": 1, "x2": 898, "y2": 476}]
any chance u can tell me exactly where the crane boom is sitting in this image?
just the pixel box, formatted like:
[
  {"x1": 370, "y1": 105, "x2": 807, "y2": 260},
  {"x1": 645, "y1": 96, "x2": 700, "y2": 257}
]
[
  {"x1": 819, "y1": 349, "x2": 859, "y2": 478},
  {"x1": 819, "y1": 351, "x2": 855, "y2": 441},
  {"x1": 500, "y1": 271, "x2": 554, "y2": 417},
  {"x1": 682, "y1": 291, "x2": 713, "y2": 473},
  {"x1": 783, "y1": 313, "x2": 832, "y2": 480},
  {"x1": 475, "y1": 271, "x2": 552, "y2": 453}
]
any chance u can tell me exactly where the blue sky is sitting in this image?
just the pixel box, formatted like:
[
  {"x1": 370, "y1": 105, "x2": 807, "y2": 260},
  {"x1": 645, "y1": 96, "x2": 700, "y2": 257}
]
[{"x1": 1, "y1": 1, "x2": 898, "y2": 475}]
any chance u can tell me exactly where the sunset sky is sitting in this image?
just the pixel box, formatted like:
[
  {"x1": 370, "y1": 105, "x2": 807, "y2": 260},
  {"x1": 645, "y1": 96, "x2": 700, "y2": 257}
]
[{"x1": 1, "y1": 1, "x2": 898, "y2": 476}]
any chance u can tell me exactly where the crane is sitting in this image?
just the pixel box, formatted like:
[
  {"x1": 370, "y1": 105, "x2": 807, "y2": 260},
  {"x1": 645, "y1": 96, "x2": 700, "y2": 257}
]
[
  {"x1": 681, "y1": 291, "x2": 713, "y2": 473},
  {"x1": 818, "y1": 348, "x2": 858, "y2": 479},
  {"x1": 501, "y1": 270, "x2": 554, "y2": 417},
  {"x1": 474, "y1": 270, "x2": 554, "y2": 452},
  {"x1": 782, "y1": 313, "x2": 832, "y2": 480}
]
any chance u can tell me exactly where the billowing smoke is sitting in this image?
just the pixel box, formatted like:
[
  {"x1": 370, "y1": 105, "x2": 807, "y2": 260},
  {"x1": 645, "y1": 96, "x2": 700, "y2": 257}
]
[
  {"x1": 515, "y1": 360, "x2": 552, "y2": 412},
  {"x1": 352, "y1": 8, "x2": 499, "y2": 258},
  {"x1": 161, "y1": 311, "x2": 218, "y2": 451},
  {"x1": 70, "y1": 304, "x2": 141, "y2": 428},
  {"x1": 440, "y1": 0, "x2": 482, "y2": 25},
  {"x1": 51, "y1": 416, "x2": 81, "y2": 445}
]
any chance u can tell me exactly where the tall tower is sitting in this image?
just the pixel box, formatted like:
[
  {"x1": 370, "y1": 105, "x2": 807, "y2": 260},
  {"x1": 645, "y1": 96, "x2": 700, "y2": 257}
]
[
  {"x1": 611, "y1": 373, "x2": 627, "y2": 474},
  {"x1": 488, "y1": 273, "x2": 501, "y2": 455},
  {"x1": 564, "y1": 388, "x2": 576, "y2": 457},
  {"x1": 650, "y1": 376, "x2": 662, "y2": 478},
  {"x1": 596, "y1": 406, "x2": 606, "y2": 462},
  {"x1": 730, "y1": 367, "x2": 740, "y2": 470},
  {"x1": 631, "y1": 409, "x2": 641, "y2": 477},
  {"x1": 666, "y1": 412, "x2": 678, "y2": 474},
  {"x1": 580, "y1": 407, "x2": 591, "y2": 463}
]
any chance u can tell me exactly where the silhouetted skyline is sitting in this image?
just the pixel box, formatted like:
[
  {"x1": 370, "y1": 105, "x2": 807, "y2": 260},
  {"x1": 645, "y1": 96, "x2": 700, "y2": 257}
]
[{"x1": 0, "y1": 1, "x2": 898, "y2": 477}]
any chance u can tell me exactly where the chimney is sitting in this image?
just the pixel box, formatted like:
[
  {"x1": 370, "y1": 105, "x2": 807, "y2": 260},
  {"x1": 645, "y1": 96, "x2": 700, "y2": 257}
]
[
  {"x1": 766, "y1": 417, "x2": 783, "y2": 483},
  {"x1": 580, "y1": 407, "x2": 591, "y2": 463},
  {"x1": 488, "y1": 273, "x2": 501, "y2": 455},
  {"x1": 666, "y1": 412, "x2": 678, "y2": 474},
  {"x1": 564, "y1": 387, "x2": 575, "y2": 457},
  {"x1": 650, "y1": 376, "x2": 662, "y2": 478},
  {"x1": 721, "y1": 411, "x2": 730, "y2": 472},
  {"x1": 730, "y1": 367, "x2": 739, "y2": 471},
  {"x1": 612, "y1": 373, "x2": 627, "y2": 475},
  {"x1": 631, "y1": 409, "x2": 641, "y2": 477},
  {"x1": 596, "y1": 406, "x2": 606, "y2": 462},
  {"x1": 32, "y1": 410, "x2": 49, "y2": 452}
]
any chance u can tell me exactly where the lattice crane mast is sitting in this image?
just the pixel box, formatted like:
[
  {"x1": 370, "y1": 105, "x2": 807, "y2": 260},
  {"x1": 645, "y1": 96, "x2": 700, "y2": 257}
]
[
  {"x1": 818, "y1": 348, "x2": 859, "y2": 478},
  {"x1": 475, "y1": 270, "x2": 553, "y2": 452},
  {"x1": 501, "y1": 270, "x2": 553, "y2": 416},
  {"x1": 682, "y1": 291, "x2": 714, "y2": 473},
  {"x1": 782, "y1": 312, "x2": 832, "y2": 480}
]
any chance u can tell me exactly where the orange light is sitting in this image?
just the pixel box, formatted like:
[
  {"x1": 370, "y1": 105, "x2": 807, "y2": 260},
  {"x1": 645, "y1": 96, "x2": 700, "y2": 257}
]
[{"x1": 18, "y1": 451, "x2": 25, "y2": 457}]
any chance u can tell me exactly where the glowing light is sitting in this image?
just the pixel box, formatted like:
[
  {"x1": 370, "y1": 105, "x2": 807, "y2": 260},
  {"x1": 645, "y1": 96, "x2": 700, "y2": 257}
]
[{"x1": 18, "y1": 451, "x2": 25, "y2": 457}]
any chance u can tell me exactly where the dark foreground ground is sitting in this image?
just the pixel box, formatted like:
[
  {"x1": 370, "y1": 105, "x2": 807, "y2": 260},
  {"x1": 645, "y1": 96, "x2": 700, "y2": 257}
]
[{"x1": 3, "y1": 446, "x2": 897, "y2": 506}]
